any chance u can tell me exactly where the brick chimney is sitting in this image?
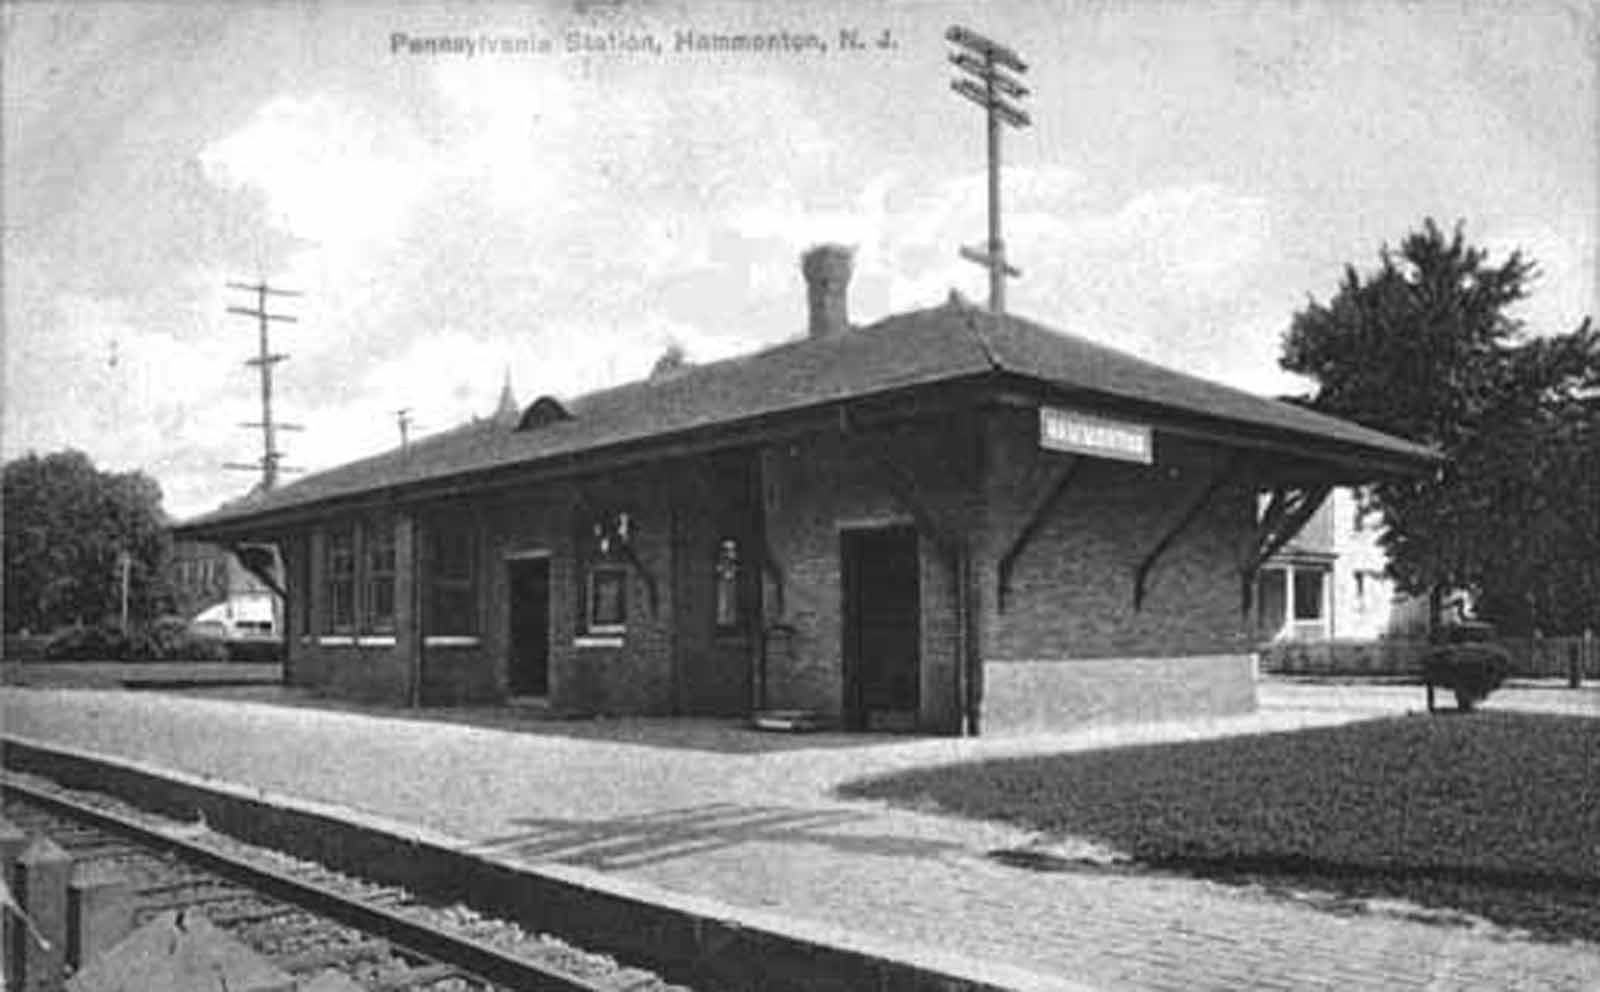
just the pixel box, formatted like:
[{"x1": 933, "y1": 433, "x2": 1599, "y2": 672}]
[{"x1": 801, "y1": 244, "x2": 853, "y2": 339}]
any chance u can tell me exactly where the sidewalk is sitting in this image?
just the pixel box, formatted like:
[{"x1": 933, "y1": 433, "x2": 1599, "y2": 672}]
[{"x1": 3, "y1": 682, "x2": 1596, "y2": 990}]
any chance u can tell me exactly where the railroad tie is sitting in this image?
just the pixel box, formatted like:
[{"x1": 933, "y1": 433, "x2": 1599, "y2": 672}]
[{"x1": 272, "y1": 937, "x2": 392, "y2": 973}]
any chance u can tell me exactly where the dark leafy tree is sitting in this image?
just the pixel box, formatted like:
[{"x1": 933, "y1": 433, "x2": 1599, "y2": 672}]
[
  {"x1": 1282, "y1": 219, "x2": 1600, "y2": 635},
  {"x1": 3, "y1": 450, "x2": 173, "y2": 633}
]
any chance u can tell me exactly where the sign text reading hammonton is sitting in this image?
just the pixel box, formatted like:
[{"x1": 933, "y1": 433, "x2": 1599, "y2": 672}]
[{"x1": 1038, "y1": 407, "x2": 1153, "y2": 463}]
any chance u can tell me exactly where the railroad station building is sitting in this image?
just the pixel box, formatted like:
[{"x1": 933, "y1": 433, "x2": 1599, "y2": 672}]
[{"x1": 175, "y1": 246, "x2": 1437, "y2": 734}]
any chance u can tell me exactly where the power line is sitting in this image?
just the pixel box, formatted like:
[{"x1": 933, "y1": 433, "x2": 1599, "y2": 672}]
[
  {"x1": 225, "y1": 281, "x2": 303, "y2": 489},
  {"x1": 947, "y1": 25, "x2": 1031, "y2": 315}
]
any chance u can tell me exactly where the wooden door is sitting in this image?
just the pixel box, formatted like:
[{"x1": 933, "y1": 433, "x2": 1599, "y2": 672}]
[{"x1": 842, "y1": 526, "x2": 921, "y2": 730}]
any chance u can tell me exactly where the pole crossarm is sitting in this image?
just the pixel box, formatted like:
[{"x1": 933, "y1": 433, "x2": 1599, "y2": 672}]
[
  {"x1": 946, "y1": 24, "x2": 1030, "y2": 315},
  {"x1": 946, "y1": 25, "x2": 1027, "y2": 72},
  {"x1": 226, "y1": 280, "x2": 300, "y2": 491}
]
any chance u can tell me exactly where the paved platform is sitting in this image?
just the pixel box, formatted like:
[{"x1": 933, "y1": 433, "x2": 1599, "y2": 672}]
[{"x1": 3, "y1": 682, "x2": 1596, "y2": 991}]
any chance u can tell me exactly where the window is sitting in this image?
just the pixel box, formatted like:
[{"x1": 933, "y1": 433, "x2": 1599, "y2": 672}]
[
  {"x1": 325, "y1": 527, "x2": 357, "y2": 633},
  {"x1": 1292, "y1": 569, "x2": 1325, "y2": 621},
  {"x1": 427, "y1": 523, "x2": 477, "y2": 636},
  {"x1": 586, "y1": 564, "x2": 628, "y2": 632},
  {"x1": 365, "y1": 522, "x2": 396, "y2": 633},
  {"x1": 714, "y1": 538, "x2": 742, "y2": 630}
]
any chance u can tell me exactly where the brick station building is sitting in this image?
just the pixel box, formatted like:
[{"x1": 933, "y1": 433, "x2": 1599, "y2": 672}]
[{"x1": 175, "y1": 246, "x2": 1437, "y2": 734}]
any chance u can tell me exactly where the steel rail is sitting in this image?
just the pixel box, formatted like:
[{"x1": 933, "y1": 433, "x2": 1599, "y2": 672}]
[{"x1": 2, "y1": 776, "x2": 617, "y2": 992}]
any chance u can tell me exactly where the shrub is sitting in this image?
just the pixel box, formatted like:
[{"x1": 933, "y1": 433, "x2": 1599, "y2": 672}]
[
  {"x1": 45, "y1": 623, "x2": 131, "y2": 661},
  {"x1": 44, "y1": 619, "x2": 230, "y2": 663},
  {"x1": 1422, "y1": 643, "x2": 1511, "y2": 711}
]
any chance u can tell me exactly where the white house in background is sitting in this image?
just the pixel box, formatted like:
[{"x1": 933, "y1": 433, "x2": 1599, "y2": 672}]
[{"x1": 1254, "y1": 487, "x2": 1431, "y2": 642}]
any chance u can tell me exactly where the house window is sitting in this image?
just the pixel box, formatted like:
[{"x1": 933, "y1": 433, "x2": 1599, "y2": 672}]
[
  {"x1": 427, "y1": 523, "x2": 477, "y2": 636},
  {"x1": 1292, "y1": 569, "x2": 1325, "y2": 621},
  {"x1": 714, "y1": 538, "x2": 741, "y2": 630},
  {"x1": 325, "y1": 527, "x2": 357, "y2": 633},
  {"x1": 365, "y1": 522, "x2": 396, "y2": 633},
  {"x1": 586, "y1": 564, "x2": 628, "y2": 632}
]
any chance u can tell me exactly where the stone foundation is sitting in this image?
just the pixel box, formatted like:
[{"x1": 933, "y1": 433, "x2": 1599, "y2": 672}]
[{"x1": 980, "y1": 654, "x2": 1257, "y2": 734}]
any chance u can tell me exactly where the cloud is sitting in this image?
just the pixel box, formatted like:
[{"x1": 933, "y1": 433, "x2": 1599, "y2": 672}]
[{"x1": 199, "y1": 94, "x2": 433, "y2": 248}]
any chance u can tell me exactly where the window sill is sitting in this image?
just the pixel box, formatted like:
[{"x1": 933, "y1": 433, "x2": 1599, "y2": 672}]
[
  {"x1": 574, "y1": 635, "x2": 624, "y2": 649},
  {"x1": 425, "y1": 635, "x2": 480, "y2": 648},
  {"x1": 314, "y1": 634, "x2": 398, "y2": 648}
]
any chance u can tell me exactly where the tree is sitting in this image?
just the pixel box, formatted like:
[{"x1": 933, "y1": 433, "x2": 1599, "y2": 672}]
[
  {"x1": 1282, "y1": 219, "x2": 1600, "y2": 635},
  {"x1": 2, "y1": 450, "x2": 174, "y2": 633}
]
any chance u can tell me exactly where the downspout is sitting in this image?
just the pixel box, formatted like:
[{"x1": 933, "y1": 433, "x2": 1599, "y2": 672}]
[
  {"x1": 955, "y1": 544, "x2": 973, "y2": 736},
  {"x1": 408, "y1": 515, "x2": 423, "y2": 709}
]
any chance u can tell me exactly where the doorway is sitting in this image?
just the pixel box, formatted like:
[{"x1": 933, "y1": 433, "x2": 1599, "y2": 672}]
[
  {"x1": 841, "y1": 525, "x2": 921, "y2": 731},
  {"x1": 507, "y1": 556, "x2": 550, "y2": 697}
]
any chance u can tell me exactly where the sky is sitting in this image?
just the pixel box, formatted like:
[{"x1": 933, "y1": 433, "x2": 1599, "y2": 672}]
[{"x1": 4, "y1": 0, "x2": 1596, "y2": 520}]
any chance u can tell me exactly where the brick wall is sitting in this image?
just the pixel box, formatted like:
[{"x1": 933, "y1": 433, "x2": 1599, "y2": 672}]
[
  {"x1": 974, "y1": 407, "x2": 1259, "y2": 730},
  {"x1": 760, "y1": 419, "x2": 971, "y2": 731},
  {"x1": 980, "y1": 407, "x2": 1257, "y2": 661},
  {"x1": 478, "y1": 466, "x2": 677, "y2": 715}
]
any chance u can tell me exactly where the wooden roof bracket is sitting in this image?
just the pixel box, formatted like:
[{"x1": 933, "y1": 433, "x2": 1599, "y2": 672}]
[
  {"x1": 228, "y1": 541, "x2": 286, "y2": 599},
  {"x1": 573, "y1": 483, "x2": 660, "y2": 617},
  {"x1": 1237, "y1": 483, "x2": 1333, "y2": 616},
  {"x1": 996, "y1": 456, "x2": 1083, "y2": 612},
  {"x1": 1133, "y1": 453, "x2": 1242, "y2": 611},
  {"x1": 869, "y1": 447, "x2": 963, "y2": 563}
]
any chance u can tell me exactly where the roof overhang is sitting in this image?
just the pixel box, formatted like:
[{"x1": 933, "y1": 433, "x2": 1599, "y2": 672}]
[
  {"x1": 174, "y1": 368, "x2": 1440, "y2": 543},
  {"x1": 991, "y1": 373, "x2": 1441, "y2": 486}
]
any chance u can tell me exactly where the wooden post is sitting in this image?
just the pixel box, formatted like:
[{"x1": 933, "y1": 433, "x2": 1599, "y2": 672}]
[
  {"x1": 15, "y1": 836, "x2": 70, "y2": 992},
  {"x1": 1, "y1": 818, "x2": 28, "y2": 988},
  {"x1": 68, "y1": 863, "x2": 133, "y2": 971}
]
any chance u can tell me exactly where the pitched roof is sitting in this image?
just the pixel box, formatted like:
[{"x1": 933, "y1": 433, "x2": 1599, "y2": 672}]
[{"x1": 179, "y1": 299, "x2": 1437, "y2": 533}]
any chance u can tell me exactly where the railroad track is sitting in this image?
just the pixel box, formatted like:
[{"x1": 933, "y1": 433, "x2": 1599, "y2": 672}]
[{"x1": 2, "y1": 774, "x2": 689, "y2": 991}]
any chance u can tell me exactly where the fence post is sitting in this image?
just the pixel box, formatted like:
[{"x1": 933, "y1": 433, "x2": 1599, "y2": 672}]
[
  {"x1": 1570, "y1": 640, "x2": 1583, "y2": 689},
  {"x1": 1, "y1": 818, "x2": 28, "y2": 989},
  {"x1": 15, "y1": 836, "x2": 70, "y2": 992},
  {"x1": 67, "y1": 863, "x2": 134, "y2": 972}
]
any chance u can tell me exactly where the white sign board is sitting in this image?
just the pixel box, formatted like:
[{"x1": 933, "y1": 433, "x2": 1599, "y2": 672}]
[{"x1": 1039, "y1": 407, "x2": 1153, "y2": 464}]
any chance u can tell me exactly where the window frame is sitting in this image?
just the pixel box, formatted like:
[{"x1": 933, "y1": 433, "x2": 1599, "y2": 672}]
[
  {"x1": 324, "y1": 525, "x2": 358, "y2": 634},
  {"x1": 1291, "y1": 568, "x2": 1325, "y2": 622},
  {"x1": 426, "y1": 520, "x2": 478, "y2": 637},
  {"x1": 713, "y1": 536, "x2": 744, "y2": 633},
  {"x1": 364, "y1": 519, "x2": 397, "y2": 634},
  {"x1": 585, "y1": 562, "x2": 629, "y2": 634}
]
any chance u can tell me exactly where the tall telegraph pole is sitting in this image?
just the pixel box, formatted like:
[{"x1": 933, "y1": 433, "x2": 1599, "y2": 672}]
[
  {"x1": 225, "y1": 281, "x2": 302, "y2": 490},
  {"x1": 947, "y1": 25, "x2": 1031, "y2": 315}
]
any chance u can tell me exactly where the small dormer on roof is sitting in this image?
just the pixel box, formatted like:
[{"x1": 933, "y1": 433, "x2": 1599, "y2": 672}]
[{"x1": 517, "y1": 395, "x2": 573, "y2": 431}]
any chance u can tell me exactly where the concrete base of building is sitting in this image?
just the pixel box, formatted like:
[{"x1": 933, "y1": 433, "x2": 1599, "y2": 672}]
[{"x1": 980, "y1": 654, "x2": 1258, "y2": 733}]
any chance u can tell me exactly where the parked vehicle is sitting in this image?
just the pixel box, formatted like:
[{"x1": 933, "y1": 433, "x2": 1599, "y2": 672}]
[{"x1": 187, "y1": 597, "x2": 282, "y2": 661}]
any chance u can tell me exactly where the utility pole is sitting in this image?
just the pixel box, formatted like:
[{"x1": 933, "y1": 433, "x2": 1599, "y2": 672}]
[
  {"x1": 947, "y1": 25, "x2": 1031, "y2": 315},
  {"x1": 225, "y1": 281, "x2": 303, "y2": 490},
  {"x1": 396, "y1": 408, "x2": 413, "y2": 450}
]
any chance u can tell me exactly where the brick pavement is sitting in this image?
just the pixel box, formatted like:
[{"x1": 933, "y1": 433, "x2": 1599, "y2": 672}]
[{"x1": 2, "y1": 681, "x2": 1596, "y2": 991}]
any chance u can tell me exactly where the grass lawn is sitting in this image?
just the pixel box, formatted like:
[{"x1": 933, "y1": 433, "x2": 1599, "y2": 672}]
[{"x1": 840, "y1": 711, "x2": 1600, "y2": 943}]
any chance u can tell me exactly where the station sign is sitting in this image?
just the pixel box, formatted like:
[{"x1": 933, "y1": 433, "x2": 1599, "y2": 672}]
[{"x1": 1038, "y1": 406, "x2": 1153, "y2": 464}]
